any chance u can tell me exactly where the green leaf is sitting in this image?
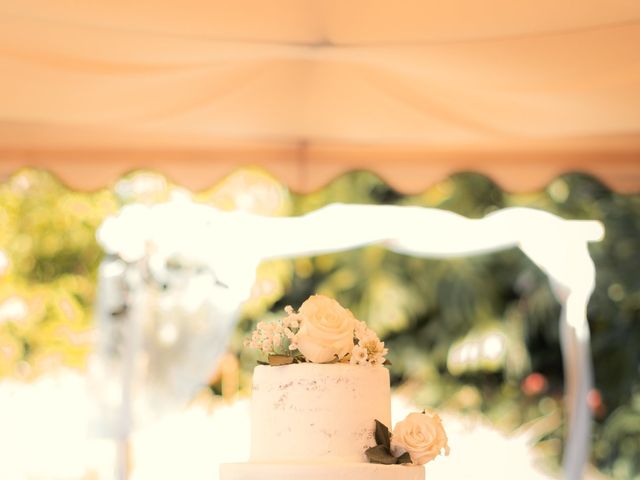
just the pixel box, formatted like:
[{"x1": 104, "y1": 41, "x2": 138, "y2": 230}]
[
  {"x1": 374, "y1": 419, "x2": 391, "y2": 449},
  {"x1": 397, "y1": 452, "x2": 413, "y2": 464},
  {"x1": 268, "y1": 354, "x2": 294, "y2": 366},
  {"x1": 365, "y1": 444, "x2": 397, "y2": 465}
]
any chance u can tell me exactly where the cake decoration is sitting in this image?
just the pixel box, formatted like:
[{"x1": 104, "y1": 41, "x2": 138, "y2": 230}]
[
  {"x1": 245, "y1": 294, "x2": 388, "y2": 366},
  {"x1": 365, "y1": 420, "x2": 413, "y2": 465},
  {"x1": 226, "y1": 293, "x2": 449, "y2": 480},
  {"x1": 367, "y1": 411, "x2": 450, "y2": 466}
]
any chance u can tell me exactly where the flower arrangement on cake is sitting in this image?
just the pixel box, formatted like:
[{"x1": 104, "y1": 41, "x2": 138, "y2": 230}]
[
  {"x1": 366, "y1": 411, "x2": 450, "y2": 466},
  {"x1": 244, "y1": 293, "x2": 450, "y2": 468},
  {"x1": 244, "y1": 293, "x2": 388, "y2": 366}
]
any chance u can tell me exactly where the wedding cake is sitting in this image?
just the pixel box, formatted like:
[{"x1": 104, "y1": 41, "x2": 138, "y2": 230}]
[{"x1": 220, "y1": 295, "x2": 449, "y2": 480}]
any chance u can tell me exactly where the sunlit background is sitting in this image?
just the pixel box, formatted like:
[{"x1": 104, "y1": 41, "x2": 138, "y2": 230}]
[
  {"x1": 1, "y1": 2, "x2": 640, "y2": 478},
  {"x1": 0, "y1": 168, "x2": 638, "y2": 479}
]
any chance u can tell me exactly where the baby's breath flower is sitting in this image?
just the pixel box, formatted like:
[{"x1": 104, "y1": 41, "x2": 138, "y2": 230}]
[
  {"x1": 266, "y1": 322, "x2": 278, "y2": 333},
  {"x1": 282, "y1": 306, "x2": 302, "y2": 330}
]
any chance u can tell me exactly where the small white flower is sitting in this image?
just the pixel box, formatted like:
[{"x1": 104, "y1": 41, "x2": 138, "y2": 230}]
[
  {"x1": 352, "y1": 320, "x2": 388, "y2": 365},
  {"x1": 368, "y1": 353, "x2": 384, "y2": 366},
  {"x1": 359, "y1": 331, "x2": 378, "y2": 346},
  {"x1": 362, "y1": 337, "x2": 384, "y2": 355},
  {"x1": 350, "y1": 345, "x2": 368, "y2": 365},
  {"x1": 355, "y1": 320, "x2": 368, "y2": 338},
  {"x1": 282, "y1": 307, "x2": 301, "y2": 329},
  {"x1": 272, "y1": 333, "x2": 282, "y2": 348}
]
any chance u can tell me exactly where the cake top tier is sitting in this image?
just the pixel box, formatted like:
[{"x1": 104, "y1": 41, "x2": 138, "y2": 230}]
[
  {"x1": 245, "y1": 294, "x2": 388, "y2": 367},
  {"x1": 244, "y1": 293, "x2": 450, "y2": 468},
  {"x1": 250, "y1": 362, "x2": 392, "y2": 463}
]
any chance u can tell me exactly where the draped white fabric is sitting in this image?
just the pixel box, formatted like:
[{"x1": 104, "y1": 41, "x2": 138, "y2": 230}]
[{"x1": 0, "y1": 1, "x2": 639, "y2": 190}]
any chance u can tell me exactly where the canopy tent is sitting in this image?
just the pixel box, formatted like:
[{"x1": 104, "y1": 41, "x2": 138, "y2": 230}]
[{"x1": 0, "y1": 1, "x2": 639, "y2": 192}]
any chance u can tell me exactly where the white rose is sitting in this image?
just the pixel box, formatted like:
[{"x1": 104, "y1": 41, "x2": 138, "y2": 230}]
[
  {"x1": 391, "y1": 411, "x2": 450, "y2": 465},
  {"x1": 295, "y1": 295, "x2": 356, "y2": 363}
]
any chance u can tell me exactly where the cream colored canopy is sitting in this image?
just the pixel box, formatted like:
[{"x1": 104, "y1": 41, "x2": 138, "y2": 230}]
[{"x1": 0, "y1": 1, "x2": 639, "y2": 192}]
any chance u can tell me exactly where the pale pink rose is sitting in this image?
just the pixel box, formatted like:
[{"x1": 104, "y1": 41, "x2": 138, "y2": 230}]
[
  {"x1": 391, "y1": 411, "x2": 450, "y2": 465},
  {"x1": 295, "y1": 295, "x2": 356, "y2": 363}
]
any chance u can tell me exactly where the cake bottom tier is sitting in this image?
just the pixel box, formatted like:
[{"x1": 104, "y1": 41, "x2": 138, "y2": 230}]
[{"x1": 220, "y1": 462, "x2": 425, "y2": 480}]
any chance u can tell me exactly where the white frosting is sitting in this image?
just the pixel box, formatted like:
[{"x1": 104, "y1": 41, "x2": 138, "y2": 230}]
[
  {"x1": 220, "y1": 462, "x2": 424, "y2": 480},
  {"x1": 249, "y1": 363, "x2": 391, "y2": 463}
]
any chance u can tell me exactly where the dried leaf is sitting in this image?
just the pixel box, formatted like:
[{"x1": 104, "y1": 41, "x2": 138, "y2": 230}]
[
  {"x1": 397, "y1": 452, "x2": 413, "y2": 464},
  {"x1": 365, "y1": 444, "x2": 397, "y2": 465},
  {"x1": 268, "y1": 355, "x2": 294, "y2": 366},
  {"x1": 374, "y1": 419, "x2": 391, "y2": 450}
]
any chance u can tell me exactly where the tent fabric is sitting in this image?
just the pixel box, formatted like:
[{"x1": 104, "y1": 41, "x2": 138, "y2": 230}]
[{"x1": 0, "y1": 1, "x2": 639, "y2": 191}]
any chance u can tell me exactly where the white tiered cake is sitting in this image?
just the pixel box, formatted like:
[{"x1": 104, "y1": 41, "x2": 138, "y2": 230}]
[
  {"x1": 220, "y1": 294, "x2": 447, "y2": 480},
  {"x1": 221, "y1": 363, "x2": 423, "y2": 480}
]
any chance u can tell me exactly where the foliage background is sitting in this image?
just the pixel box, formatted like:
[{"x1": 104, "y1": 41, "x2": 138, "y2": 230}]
[{"x1": 0, "y1": 168, "x2": 638, "y2": 479}]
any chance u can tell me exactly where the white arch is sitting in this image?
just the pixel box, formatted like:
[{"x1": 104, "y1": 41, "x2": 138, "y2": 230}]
[{"x1": 95, "y1": 199, "x2": 603, "y2": 480}]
